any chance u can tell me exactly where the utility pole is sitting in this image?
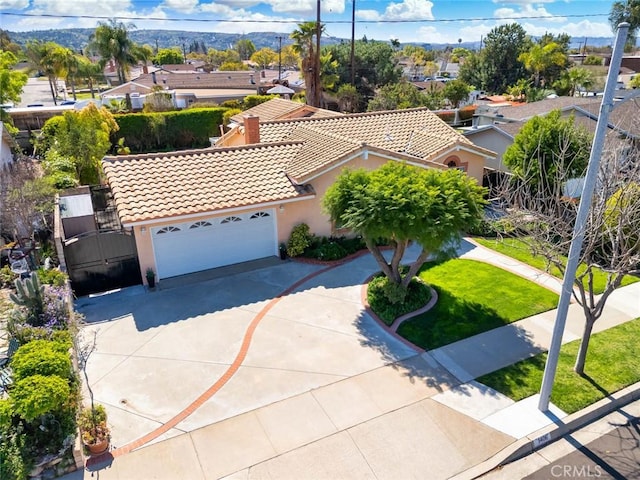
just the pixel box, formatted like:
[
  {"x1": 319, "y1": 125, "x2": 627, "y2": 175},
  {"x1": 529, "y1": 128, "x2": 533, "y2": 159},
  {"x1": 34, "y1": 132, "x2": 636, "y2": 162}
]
[
  {"x1": 350, "y1": 0, "x2": 356, "y2": 86},
  {"x1": 276, "y1": 36, "x2": 283, "y2": 80},
  {"x1": 538, "y1": 22, "x2": 629, "y2": 412}
]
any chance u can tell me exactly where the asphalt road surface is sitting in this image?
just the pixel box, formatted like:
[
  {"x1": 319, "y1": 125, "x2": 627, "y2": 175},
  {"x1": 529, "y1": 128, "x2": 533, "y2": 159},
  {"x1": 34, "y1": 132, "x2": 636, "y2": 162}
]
[{"x1": 523, "y1": 417, "x2": 640, "y2": 480}]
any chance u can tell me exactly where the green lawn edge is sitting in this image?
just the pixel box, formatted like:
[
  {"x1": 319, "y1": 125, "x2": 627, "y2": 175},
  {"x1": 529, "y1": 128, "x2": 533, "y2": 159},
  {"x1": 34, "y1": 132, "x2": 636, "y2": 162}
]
[
  {"x1": 478, "y1": 318, "x2": 640, "y2": 413},
  {"x1": 473, "y1": 236, "x2": 638, "y2": 294},
  {"x1": 395, "y1": 258, "x2": 558, "y2": 350}
]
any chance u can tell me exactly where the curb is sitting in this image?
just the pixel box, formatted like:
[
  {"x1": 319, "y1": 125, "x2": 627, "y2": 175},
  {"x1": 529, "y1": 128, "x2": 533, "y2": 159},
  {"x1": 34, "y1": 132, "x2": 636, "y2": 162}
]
[{"x1": 450, "y1": 380, "x2": 640, "y2": 480}]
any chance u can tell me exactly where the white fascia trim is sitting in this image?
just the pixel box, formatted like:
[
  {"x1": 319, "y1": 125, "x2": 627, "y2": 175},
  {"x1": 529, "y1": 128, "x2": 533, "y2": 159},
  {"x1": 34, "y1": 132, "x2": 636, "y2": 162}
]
[
  {"x1": 452, "y1": 144, "x2": 496, "y2": 160},
  {"x1": 123, "y1": 195, "x2": 314, "y2": 228}
]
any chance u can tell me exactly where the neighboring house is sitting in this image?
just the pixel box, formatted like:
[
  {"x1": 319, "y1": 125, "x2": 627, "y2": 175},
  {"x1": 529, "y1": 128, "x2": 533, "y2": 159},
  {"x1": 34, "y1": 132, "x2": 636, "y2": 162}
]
[
  {"x1": 228, "y1": 97, "x2": 343, "y2": 126},
  {"x1": 0, "y1": 122, "x2": 15, "y2": 169},
  {"x1": 102, "y1": 107, "x2": 496, "y2": 283},
  {"x1": 101, "y1": 71, "x2": 260, "y2": 108}
]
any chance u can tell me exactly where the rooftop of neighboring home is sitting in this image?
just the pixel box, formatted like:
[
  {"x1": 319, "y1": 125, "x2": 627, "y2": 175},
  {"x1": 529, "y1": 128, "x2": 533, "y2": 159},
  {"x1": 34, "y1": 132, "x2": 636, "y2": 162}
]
[
  {"x1": 476, "y1": 96, "x2": 600, "y2": 122},
  {"x1": 104, "y1": 107, "x2": 495, "y2": 225},
  {"x1": 229, "y1": 97, "x2": 343, "y2": 125}
]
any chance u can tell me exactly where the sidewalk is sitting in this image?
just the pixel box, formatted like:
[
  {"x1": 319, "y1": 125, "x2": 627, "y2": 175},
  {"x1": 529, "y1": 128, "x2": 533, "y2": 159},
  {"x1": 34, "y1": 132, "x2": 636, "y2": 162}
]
[{"x1": 65, "y1": 239, "x2": 640, "y2": 480}]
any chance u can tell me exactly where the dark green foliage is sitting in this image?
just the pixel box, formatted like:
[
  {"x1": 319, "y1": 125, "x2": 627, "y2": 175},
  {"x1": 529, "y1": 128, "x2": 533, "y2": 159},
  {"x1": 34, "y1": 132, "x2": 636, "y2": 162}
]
[
  {"x1": 306, "y1": 240, "x2": 347, "y2": 261},
  {"x1": 367, "y1": 275, "x2": 432, "y2": 325},
  {"x1": 286, "y1": 223, "x2": 313, "y2": 257},
  {"x1": 9, "y1": 274, "x2": 45, "y2": 326},
  {"x1": 11, "y1": 340, "x2": 72, "y2": 382},
  {"x1": 114, "y1": 108, "x2": 225, "y2": 153},
  {"x1": 0, "y1": 420, "x2": 31, "y2": 480}
]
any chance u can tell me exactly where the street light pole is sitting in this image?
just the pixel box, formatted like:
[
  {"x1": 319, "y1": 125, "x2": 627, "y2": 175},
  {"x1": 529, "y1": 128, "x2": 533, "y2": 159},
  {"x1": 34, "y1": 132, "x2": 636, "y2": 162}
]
[
  {"x1": 538, "y1": 22, "x2": 629, "y2": 412},
  {"x1": 276, "y1": 36, "x2": 283, "y2": 80}
]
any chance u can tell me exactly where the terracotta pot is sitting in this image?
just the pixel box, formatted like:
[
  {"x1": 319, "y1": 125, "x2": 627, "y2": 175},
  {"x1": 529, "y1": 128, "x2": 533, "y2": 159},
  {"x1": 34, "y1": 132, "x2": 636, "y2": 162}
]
[{"x1": 84, "y1": 437, "x2": 109, "y2": 455}]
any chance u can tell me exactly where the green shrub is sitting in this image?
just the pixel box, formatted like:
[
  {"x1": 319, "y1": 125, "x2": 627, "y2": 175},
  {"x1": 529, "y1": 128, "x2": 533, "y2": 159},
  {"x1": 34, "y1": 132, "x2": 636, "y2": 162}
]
[
  {"x1": 0, "y1": 422, "x2": 30, "y2": 480},
  {"x1": 583, "y1": 55, "x2": 603, "y2": 66},
  {"x1": 287, "y1": 223, "x2": 313, "y2": 257},
  {"x1": 223, "y1": 108, "x2": 242, "y2": 126},
  {"x1": 308, "y1": 241, "x2": 348, "y2": 261},
  {"x1": 467, "y1": 218, "x2": 498, "y2": 237},
  {"x1": 367, "y1": 275, "x2": 432, "y2": 325},
  {"x1": 242, "y1": 94, "x2": 276, "y2": 110},
  {"x1": 10, "y1": 375, "x2": 71, "y2": 421},
  {"x1": 35, "y1": 268, "x2": 68, "y2": 287},
  {"x1": 114, "y1": 108, "x2": 226, "y2": 153},
  {"x1": 0, "y1": 265, "x2": 18, "y2": 288},
  {"x1": 11, "y1": 340, "x2": 72, "y2": 382},
  {"x1": 338, "y1": 236, "x2": 366, "y2": 254},
  {"x1": 220, "y1": 99, "x2": 242, "y2": 109}
]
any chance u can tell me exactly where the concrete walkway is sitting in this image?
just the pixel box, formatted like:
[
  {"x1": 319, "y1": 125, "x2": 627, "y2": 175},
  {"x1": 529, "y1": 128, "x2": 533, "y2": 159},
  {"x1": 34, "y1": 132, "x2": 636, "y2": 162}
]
[{"x1": 64, "y1": 239, "x2": 640, "y2": 480}]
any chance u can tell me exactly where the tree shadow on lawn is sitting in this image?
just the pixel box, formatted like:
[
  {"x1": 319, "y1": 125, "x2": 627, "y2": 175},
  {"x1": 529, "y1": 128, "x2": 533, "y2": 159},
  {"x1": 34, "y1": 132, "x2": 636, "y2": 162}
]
[{"x1": 396, "y1": 286, "x2": 525, "y2": 351}]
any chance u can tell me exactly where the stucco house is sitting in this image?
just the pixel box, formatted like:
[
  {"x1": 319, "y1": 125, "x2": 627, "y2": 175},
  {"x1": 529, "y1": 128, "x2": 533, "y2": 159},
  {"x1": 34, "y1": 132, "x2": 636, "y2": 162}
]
[{"x1": 102, "y1": 107, "x2": 495, "y2": 284}]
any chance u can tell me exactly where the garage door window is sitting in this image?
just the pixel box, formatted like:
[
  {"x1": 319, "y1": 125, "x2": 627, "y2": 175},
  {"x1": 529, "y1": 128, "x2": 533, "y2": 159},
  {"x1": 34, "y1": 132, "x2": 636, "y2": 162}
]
[
  {"x1": 156, "y1": 226, "x2": 181, "y2": 234},
  {"x1": 221, "y1": 216, "x2": 242, "y2": 224},
  {"x1": 189, "y1": 221, "x2": 213, "y2": 229}
]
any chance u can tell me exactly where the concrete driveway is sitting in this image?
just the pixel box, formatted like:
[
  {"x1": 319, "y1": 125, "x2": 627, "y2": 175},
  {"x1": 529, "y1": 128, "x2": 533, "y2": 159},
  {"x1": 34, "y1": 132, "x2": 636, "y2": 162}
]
[
  {"x1": 71, "y1": 244, "x2": 520, "y2": 479},
  {"x1": 77, "y1": 252, "x2": 421, "y2": 450}
]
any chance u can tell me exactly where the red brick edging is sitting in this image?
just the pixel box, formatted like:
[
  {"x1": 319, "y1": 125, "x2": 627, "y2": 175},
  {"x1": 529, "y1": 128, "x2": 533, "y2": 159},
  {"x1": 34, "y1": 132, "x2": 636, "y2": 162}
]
[{"x1": 86, "y1": 262, "x2": 341, "y2": 468}]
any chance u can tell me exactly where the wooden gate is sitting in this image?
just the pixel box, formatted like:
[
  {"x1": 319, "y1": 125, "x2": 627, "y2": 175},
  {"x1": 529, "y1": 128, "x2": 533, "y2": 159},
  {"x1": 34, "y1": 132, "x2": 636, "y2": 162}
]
[{"x1": 63, "y1": 230, "x2": 141, "y2": 297}]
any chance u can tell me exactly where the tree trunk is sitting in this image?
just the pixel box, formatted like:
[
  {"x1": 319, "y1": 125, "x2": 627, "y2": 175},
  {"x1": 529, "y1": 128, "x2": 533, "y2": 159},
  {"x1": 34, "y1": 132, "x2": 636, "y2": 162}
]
[
  {"x1": 365, "y1": 238, "x2": 397, "y2": 282},
  {"x1": 89, "y1": 78, "x2": 95, "y2": 99},
  {"x1": 574, "y1": 317, "x2": 595, "y2": 375},
  {"x1": 48, "y1": 76, "x2": 58, "y2": 105},
  {"x1": 401, "y1": 248, "x2": 430, "y2": 289},
  {"x1": 70, "y1": 78, "x2": 77, "y2": 101}
]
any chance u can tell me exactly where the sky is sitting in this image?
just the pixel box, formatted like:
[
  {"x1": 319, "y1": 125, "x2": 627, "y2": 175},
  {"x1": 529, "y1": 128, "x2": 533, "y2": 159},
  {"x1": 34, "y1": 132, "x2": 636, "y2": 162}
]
[{"x1": 0, "y1": 0, "x2": 620, "y2": 46}]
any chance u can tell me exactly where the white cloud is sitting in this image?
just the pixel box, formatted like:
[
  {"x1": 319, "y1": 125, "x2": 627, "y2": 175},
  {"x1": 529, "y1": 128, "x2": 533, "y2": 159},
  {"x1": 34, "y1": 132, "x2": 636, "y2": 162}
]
[
  {"x1": 210, "y1": 0, "x2": 261, "y2": 7},
  {"x1": 492, "y1": 0, "x2": 555, "y2": 4},
  {"x1": 30, "y1": 0, "x2": 133, "y2": 17},
  {"x1": 0, "y1": 0, "x2": 29, "y2": 9},
  {"x1": 522, "y1": 20, "x2": 614, "y2": 38},
  {"x1": 356, "y1": 9, "x2": 383, "y2": 21},
  {"x1": 357, "y1": 0, "x2": 433, "y2": 22},
  {"x1": 267, "y1": 0, "x2": 345, "y2": 15},
  {"x1": 162, "y1": 0, "x2": 199, "y2": 14},
  {"x1": 494, "y1": 4, "x2": 564, "y2": 22}
]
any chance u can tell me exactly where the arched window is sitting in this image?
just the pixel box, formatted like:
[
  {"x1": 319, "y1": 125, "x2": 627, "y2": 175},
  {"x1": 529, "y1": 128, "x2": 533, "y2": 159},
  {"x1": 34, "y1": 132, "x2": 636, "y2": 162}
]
[
  {"x1": 221, "y1": 216, "x2": 242, "y2": 224},
  {"x1": 250, "y1": 211, "x2": 270, "y2": 219},
  {"x1": 156, "y1": 226, "x2": 181, "y2": 234},
  {"x1": 189, "y1": 221, "x2": 212, "y2": 229}
]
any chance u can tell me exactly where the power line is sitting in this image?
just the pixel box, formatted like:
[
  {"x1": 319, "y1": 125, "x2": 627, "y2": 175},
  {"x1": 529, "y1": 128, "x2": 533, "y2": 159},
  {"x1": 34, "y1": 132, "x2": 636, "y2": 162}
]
[{"x1": 2, "y1": 11, "x2": 611, "y2": 25}]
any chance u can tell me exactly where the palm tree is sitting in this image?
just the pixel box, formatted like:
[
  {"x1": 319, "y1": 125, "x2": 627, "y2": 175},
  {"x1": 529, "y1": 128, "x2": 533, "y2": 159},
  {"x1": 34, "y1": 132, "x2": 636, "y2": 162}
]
[
  {"x1": 89, "y1": 19, "x2": 141, "y2": 84},
  {"x1": 51, "y1": 46, "x2": 80, "y2": 100},
  {"x1": 25, "y1": 40, "x2": 64, "y2": 105},
  {"x1": 291, "y1": 21, "x2": 325, "y2": 107},
  {"x1": 77, "y1": 57, "x2": 104, "y2": 99},
  {"x1": 609, "y1": 0, "x2": 640, "y2": 48}
]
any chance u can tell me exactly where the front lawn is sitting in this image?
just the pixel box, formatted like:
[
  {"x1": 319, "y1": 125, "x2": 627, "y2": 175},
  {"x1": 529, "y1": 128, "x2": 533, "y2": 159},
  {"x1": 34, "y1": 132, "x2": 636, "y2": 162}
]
[
  {"x1": 478, "y1": 318, "x2": 640, "y2": 413},
  {"x1": 396, "y1": 259, "x2": 559, "y2": 350},
  {"x1": 474, "y1": 236, "x2": 638, "y2": 294}
]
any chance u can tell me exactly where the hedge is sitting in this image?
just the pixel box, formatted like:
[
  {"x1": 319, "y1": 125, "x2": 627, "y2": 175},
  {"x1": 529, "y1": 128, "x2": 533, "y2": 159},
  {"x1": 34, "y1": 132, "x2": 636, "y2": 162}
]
[{"x1": 114, "y1": 107, "x2": 226, "y2": 153}]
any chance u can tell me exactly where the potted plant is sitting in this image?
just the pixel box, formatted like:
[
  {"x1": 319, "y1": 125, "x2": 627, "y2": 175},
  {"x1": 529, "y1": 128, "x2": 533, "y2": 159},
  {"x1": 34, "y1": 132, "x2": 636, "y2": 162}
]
[
  {"x1": 78, "y1": 403, "x2": 110, "y2": 455},
  {"x1": 146, "y1": 267, "x2": 156, "y2": 288}
]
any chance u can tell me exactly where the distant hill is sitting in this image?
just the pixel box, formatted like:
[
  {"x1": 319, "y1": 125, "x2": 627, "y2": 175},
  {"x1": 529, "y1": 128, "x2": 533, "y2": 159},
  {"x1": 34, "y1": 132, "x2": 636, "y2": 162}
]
[
  {"x1": 8, "y1": 28, "x2": 616, "y2": 53},
  {"x1": 7, "y1": 28, "x2": 344, "y2": 52}
]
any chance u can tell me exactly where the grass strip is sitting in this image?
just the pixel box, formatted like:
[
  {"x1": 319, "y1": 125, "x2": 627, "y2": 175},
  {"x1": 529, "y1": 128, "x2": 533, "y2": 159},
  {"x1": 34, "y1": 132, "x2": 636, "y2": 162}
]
[
  {"x1": 396, "y1": 259, "x2": 558, "y2": 350},
  {"x1": 478, "y1": 318, "x2": 640, "y2": 413}
]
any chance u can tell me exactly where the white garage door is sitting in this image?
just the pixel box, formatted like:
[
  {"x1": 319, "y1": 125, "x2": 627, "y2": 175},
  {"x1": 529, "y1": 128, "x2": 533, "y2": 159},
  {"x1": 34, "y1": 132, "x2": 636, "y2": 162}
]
[{"x1": 151, "y1": 209, "x2": 277, "y2": 279}]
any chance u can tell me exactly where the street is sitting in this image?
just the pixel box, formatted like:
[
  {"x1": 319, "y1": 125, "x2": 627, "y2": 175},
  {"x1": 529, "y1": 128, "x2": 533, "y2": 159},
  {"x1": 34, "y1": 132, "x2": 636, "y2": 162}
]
[{"x1": 524, "y1": 417, "x2": 640, "y2": 480}]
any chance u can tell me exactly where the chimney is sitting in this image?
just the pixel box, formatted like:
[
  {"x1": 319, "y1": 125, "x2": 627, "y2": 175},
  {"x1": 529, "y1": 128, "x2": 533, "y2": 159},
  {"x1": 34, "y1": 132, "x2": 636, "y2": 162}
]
[{"x1": 244, "y1": 115, "x2": 260, "y2": 144}]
